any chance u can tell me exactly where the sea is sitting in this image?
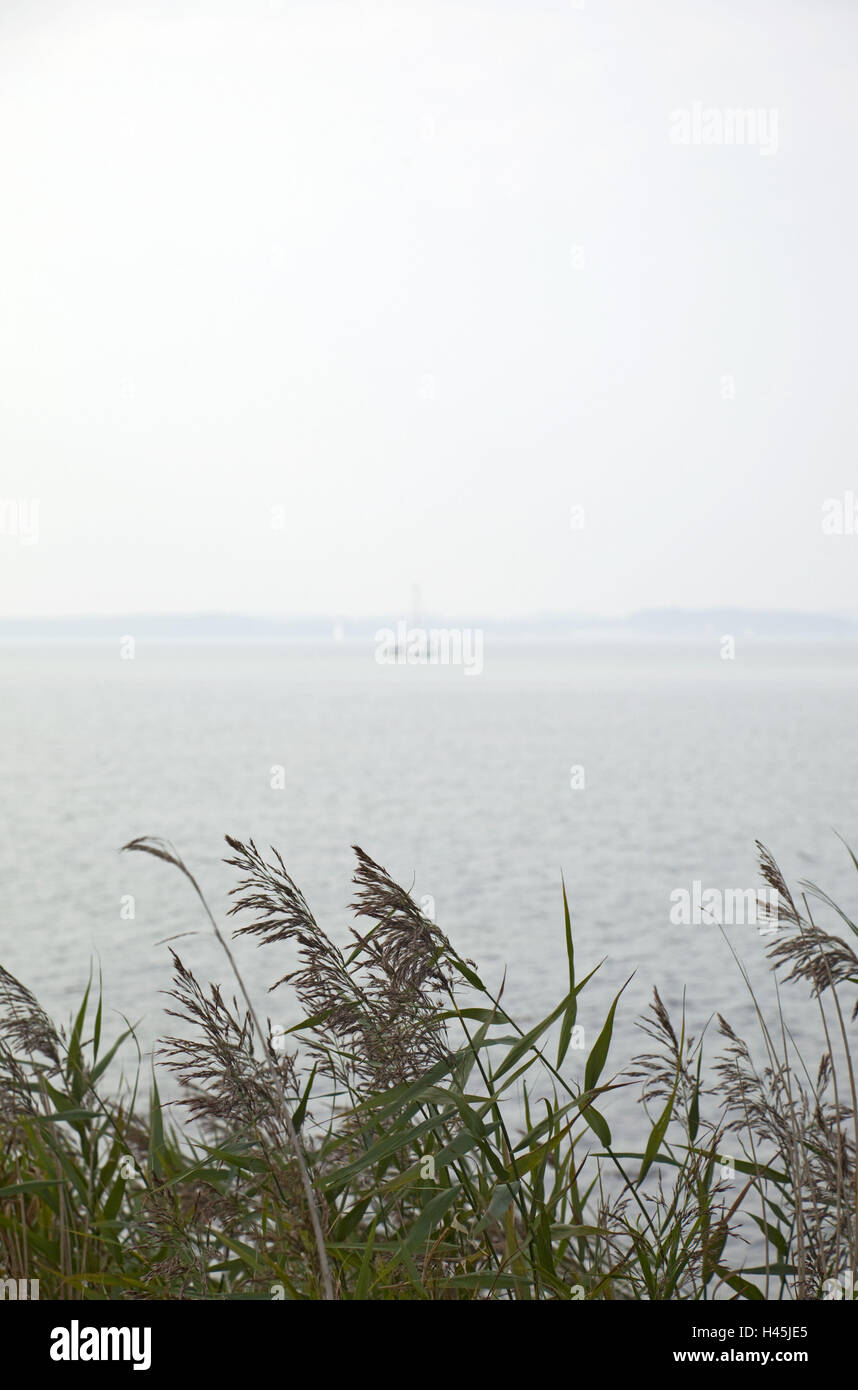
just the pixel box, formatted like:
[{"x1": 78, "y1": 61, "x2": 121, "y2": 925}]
[{"x1": 1, "y1": 636, "x2": 857, "y2": 1155}]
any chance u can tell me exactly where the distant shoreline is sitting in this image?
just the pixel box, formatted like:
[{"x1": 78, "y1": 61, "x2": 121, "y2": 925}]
[{"x1": 1, "y1": 609, "x2": 857, "y2": 643}]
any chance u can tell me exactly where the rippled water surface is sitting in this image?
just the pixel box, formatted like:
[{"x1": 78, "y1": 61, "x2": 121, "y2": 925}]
[{"x1": 2, "y1": 638, "x2": 857, "y2": 1142}]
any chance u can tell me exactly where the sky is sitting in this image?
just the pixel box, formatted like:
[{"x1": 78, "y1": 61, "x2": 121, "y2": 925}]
[{"x1": 1, "y1": 0, "x2": 857, "y2": 619}]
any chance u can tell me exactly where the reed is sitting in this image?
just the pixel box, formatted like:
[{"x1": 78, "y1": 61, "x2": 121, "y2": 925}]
[{"x1": 0, "y1": 836, "x2": 854, "y2": 1300}]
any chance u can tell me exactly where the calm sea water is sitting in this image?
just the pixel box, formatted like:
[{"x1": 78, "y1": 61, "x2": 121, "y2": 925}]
[{"x1": 1, "y1": 638, "x2": 857, "y2": 1145}]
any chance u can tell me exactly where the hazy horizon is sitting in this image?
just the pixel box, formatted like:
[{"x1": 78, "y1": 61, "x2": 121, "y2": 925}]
[
  {"x1": 4, "y1": 604, "x2": 858, "y2": 640},
  {"x1": 4, "y1": 603, "x2": 858, "y2": 619}
]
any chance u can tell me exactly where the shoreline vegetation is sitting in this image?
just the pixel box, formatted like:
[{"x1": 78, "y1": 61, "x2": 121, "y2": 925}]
[{"x1": 1, "y1": 836, "x2": 856, "y2": 1301}]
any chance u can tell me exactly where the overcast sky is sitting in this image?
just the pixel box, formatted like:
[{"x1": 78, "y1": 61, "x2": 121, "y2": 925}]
[{"x1": 1, "y1": 0, "x2": 856, "y2": 618}]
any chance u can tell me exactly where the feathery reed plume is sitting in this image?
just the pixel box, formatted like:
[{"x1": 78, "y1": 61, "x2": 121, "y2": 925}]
[
  {"x1": 628, "y1": 988, "x2": 688, "y2": 1105},
  {"x1": 622, "y1": 989, "x2": 733, "y2": 1298},
  {"x1": 346, "y1": 845, "x2": 453, "y2": 1085},
  {"x1": 122, "y1": 836, "x2": 335, "y2": 1301},
  {"x1": 0, "y1": 966, "x2": 61, "y2": 1121},
  {"x1": 224, "y1": 835, "x2": 366, "y2": 1083},
  {"x1": 0, "y1": 966, "x2": 60, "y2": 1066},
  {"x1": 224, "y1": 837, "x2": 453, "y2": 1090},
  {"x1": 756, "y1": 840, "x2": 858, "y2": 1010},
  {"x1": 161, "y1": 950, "x2": 293, "y2": 1127},
  {"x1": 715, "y1": 1012, "x2": 853, "y2": 1294}
]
